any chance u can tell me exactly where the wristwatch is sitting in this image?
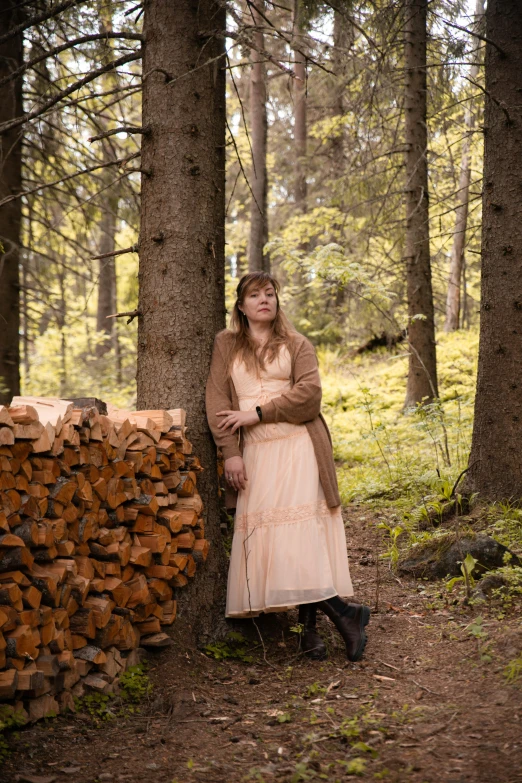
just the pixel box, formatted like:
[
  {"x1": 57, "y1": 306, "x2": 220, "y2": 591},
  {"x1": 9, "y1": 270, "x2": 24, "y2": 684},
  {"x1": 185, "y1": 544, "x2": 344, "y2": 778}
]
[{"x1": 256, "y1": 405, "x2": 263, "y2": 422}]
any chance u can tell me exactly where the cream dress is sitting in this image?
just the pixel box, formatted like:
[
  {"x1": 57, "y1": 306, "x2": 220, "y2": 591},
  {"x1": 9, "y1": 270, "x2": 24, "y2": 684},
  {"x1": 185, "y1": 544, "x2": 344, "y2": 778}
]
[{"x1": 226, "y1": 344, "x2": 353, "y2": 618}]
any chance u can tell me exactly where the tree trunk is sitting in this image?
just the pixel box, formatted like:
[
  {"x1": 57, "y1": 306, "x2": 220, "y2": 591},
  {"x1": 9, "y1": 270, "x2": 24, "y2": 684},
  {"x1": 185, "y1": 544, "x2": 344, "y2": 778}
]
[
  {"x1": 331, "y1": 3, "x2": 354, "y2": 163},
  {"x1": 464, "y1": 0, "x2": 522, "y2": 500},
  {"x1": 137, "y1": 0, "x2": 227, "y2": 639},
  {"x1": 95, "y1": 1, "x2": 120, "y2": 360},
  {"x1": 293, "y1": 0, "x2": 307, "y2": 212},
  {"x1": 444, "y1": 0, "x2": 485, "y2": 332},
  {"x1": 57, "y1": 271, "x2": 67, "y2": 398},
  {"x1": 247, "y1": 0, "x2": 269, "y2": 273},
  {"x1": 0, "y1": 1, "x2": 23, "y2": 404},
  {"x1": 95, "y1": 197, "x2": 117, "y2": 353},
  {"x1": 403, "y1": 0, "x2": 438, "y2": 407}
]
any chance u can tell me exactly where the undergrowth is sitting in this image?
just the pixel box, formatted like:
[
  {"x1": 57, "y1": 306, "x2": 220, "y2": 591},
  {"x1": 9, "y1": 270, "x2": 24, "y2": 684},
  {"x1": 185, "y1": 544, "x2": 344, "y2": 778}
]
[
  {"x1": 319, "y1": 330, "x2": 477, "y2": 511},
  {"x1": 74, "y1": 661, "x2": 152, "y2": 723},
  {"x1": 204, "y1": 631, "x2": 255, "y2": 663},
  {"x1": 322, "y1": 330, "x2": 522, "y2": 564}
]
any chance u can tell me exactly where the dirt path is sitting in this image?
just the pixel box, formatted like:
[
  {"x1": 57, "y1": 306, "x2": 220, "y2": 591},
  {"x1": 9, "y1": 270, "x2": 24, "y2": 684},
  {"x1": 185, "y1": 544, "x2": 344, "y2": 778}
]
[{"x1": 3, "y1": 508, "x2": 522, "y2": 783}]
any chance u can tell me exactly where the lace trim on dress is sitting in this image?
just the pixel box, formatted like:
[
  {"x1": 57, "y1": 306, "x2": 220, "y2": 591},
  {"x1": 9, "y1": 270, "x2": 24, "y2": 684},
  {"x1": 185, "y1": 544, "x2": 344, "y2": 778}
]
[
  {"x1": 234, "y1": 499, "x2": 332, "y2": 532},
  {"x1": 244, "y1": 429, "x2": 307, "y2": 447}
]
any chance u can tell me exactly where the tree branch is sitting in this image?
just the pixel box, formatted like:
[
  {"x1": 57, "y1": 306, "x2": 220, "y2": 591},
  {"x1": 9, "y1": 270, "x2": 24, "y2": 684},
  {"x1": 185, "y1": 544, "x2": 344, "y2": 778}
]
[
  {"x1": 0, "y1": 0, "x2": 90, "y2": 46},
  {"x1": 0, "y1": 153, "x2": 140, "y2": 207},
  {"x1": 430, "y1": 12, "x2": 505, "y2": 57},
  {"x1": 91, "y1": 244, "x2": 138, "y2": 261},
  {"x1": 0, "y1": 51, "x2": 142, "y2": 135},
  {"x1": 0, "y1": 32, "x2": 144, "y2": 89},
  {"x1": 89, "y1": 126, "x2": 149, "y2": 142},
  {"x1": 106, "y1": 308, "x2": 141, "y2": 324}
]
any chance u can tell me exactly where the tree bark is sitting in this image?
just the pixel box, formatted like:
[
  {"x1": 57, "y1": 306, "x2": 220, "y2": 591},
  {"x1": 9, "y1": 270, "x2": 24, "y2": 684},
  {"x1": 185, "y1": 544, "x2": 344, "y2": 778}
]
[
  {"x1": 444, "y1": 0, "x2": 485, "y2": 332},
  {"x1": 247, "y1": 0, "x2": 269, "y2": 273},
  {"x1": 0, "y1": 1, "x2": 23, "y2": 404},
  {"x1": 292, "y1": 0, "x2": 307, "y2": 212},
  {"x1": 95, "y1": 190, "x2": 118, "y2": 348},
  {"x1": 95, "y1": 1, "x2": 120, "y2": 360},
  {"x1": 464, "y1": 0, "x2": 522, "y2": 500},
  {"x1": 137, "y1": 0, "x2": 227, "y2": 639},
  {"x1": 403, "y1": 0, "x2": 438, "y2": 407},
  {"x1": 331, "y1": 3, "x2": 354, "y2": 164}
]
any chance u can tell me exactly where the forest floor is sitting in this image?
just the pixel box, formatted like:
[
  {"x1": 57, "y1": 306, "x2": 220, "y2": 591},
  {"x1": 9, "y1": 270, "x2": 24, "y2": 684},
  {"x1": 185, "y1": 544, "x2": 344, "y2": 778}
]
[{"x1": 3, "y1": 506, "x2": 522, "y2": 783}]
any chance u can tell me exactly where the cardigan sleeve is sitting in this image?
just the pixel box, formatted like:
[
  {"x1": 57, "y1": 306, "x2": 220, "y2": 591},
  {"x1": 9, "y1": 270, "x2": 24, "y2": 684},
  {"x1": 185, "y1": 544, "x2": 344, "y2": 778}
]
[
  {"x1": 205, "y1": 334, "x2": 242, "y2": 461},
  {"x1": 259, "y1": 338, "x2": 322, "y2": 424}
]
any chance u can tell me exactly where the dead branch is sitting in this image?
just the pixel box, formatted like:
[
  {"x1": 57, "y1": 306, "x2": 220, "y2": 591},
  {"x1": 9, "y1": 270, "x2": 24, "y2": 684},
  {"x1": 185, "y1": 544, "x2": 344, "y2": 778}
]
[
  {"x1": 89, "y1": 126, "x2": 149, "y2": 142},
  {"x1": 164, "y1": 51, "x2": 228, "y2": 87},
  {"x1": 106, "y1": 308, "x2": 142, "y2": 324},
  {"x1": 91, "y1": 244, "x2": 138, "y2": 261},
  {"x1": 219, "y1": 29, "x2": 297, "y2": 78}
]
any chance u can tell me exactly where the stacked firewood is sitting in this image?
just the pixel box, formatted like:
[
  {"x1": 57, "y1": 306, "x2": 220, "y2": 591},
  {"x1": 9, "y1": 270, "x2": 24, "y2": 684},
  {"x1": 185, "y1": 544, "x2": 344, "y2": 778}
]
[{"x1": 0, "y1": 397, "x2": 209, "y2": 722}]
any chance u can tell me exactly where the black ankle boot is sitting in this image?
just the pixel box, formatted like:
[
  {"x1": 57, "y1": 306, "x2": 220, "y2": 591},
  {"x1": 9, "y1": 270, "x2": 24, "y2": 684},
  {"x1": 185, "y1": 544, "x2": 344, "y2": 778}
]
[
  {"x1": 298, "y1": 603, "x2": 327, "y2": 660},
  {"x1": 316, "y1": 597, "x2": 370, "y2": 662}
]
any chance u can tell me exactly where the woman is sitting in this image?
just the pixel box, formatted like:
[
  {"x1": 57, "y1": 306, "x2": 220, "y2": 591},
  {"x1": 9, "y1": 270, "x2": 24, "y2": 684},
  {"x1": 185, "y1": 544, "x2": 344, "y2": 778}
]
[{"x1": 205, "y1": 271, "x2": 370, "y2": 662}]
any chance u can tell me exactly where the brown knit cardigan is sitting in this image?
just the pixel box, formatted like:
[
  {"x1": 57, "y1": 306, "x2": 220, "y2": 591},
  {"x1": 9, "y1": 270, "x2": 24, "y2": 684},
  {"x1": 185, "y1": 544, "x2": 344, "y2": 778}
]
[{"x1": 205, "y1": 328, "x2": 342, "y2": 510}]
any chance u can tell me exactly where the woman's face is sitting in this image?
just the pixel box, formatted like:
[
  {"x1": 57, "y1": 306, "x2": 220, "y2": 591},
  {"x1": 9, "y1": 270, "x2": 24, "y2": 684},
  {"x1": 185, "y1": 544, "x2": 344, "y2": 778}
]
[{"x1": 239, "y1": 283, "x2": 278, "y2": 325}]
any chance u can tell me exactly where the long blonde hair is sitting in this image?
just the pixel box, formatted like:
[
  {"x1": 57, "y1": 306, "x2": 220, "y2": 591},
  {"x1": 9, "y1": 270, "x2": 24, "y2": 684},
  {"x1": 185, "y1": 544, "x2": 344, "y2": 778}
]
[{"x1": 224, "y1": 272, "x2": 297, "y2": 378}]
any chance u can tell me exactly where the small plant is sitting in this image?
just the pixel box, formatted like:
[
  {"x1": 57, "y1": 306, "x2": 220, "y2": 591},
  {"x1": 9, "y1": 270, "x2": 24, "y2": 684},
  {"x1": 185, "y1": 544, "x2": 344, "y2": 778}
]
[
  {"x1": 338, "y1": 715, "x2": 362, "y2": 741},
  {"x1": 204, "y1": 631, "x2": 254, "y2": 663},
  {"x1": 338, "y1": 757, "x2": 367, "y2": 776},
  {"x1": 377, "y1": 522, "x2": 404, "y2": 568},
  {"x1": 446, "y1": 553, "x2": 478, "y2": 599},
  {"x1": 119, "y1": 662, "x2": 152, "y2": 703},
  {"x1": 75, "y1": 662, "x2": 152, "y2": 723},
  {"x1": 464, "y1": 616, "x2": 493, "y2": 662},
  {"x1": 290, "y1": 762, "x2": 317, "y2": 782},
  {"x1": 504, "y1": 655, "x2": 522, "y2": 684},
  {"x1": 74, "y1": 692, "x2": 116, "y2": 722},
  {"x1": 277, "y1": 712, "x2": 292, "y2": 723},
  {"x1": 304, "y1": 682, "x2": 327, "y2": 699}
]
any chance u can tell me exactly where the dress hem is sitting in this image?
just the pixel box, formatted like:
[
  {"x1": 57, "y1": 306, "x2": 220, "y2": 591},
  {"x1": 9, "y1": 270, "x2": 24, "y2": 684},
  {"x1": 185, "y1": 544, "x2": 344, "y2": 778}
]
[{"x1": 225, "y1": 588, "x2": 355, "y2": 619}]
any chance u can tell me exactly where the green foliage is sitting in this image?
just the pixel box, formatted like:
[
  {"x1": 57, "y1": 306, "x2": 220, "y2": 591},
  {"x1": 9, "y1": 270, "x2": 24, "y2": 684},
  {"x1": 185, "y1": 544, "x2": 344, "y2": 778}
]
[
  {"x1": 343, "y1": 757, "x2": 367, "y2": 776},
  {"x1": 75, "y1": 692, "x2": 116, "y2": 722},
  {"x1": 504, "y1": 655, "x2": 522, "y2": 684},
  {"x1": 203, "y1": 631, "x2": 254, "y2": 663},
  {"x1": 487, "y1": 502, "x2": 522, "y2": 553},
  {"x1": 74, "y1": 662, "x2": 152, "y2": 723},
  {"x1": 0, "y1": 706, "x2": 27, "y2": 763},
  {"x1": 119, "y1": 662, "x2": 152, "y2": 703},
  {"x1": 465, "y1": 616, "x2": 493, "y2": 663},
  {"x1": 304, "y1": 682, "x2": 328, "y2": 699},
  {"x1": 446, "y1": 553, "x2": 478, "y2": 598},
  {"x1": 376, "y1": 522, "x2": 404, "y2": 568},
  {"x1": 319, "y1": 330, "x2": 478, "y2": 511}
]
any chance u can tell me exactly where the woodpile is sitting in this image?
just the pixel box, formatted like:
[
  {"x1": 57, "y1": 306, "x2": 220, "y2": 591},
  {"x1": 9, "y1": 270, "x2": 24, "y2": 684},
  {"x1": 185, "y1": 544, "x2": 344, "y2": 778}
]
[{"x1": 0, "y1": 397, "x2": 209, "y2": 721}]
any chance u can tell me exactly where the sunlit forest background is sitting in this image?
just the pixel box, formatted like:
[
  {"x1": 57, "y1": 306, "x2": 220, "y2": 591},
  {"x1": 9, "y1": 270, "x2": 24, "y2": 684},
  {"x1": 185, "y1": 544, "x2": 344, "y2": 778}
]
[{"x1": 12, "y1": 0, "x2": 482, "y2": 507}]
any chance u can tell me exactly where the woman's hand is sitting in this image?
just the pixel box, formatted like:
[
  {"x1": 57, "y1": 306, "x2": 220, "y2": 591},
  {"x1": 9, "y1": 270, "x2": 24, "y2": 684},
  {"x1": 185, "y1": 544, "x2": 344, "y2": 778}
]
[
  {"x1": 224, "y1": 456, "x2": 248, "y2": 492},
  {"x1": 216, "y1": 409, "x2": 259, "y2": 434}
]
